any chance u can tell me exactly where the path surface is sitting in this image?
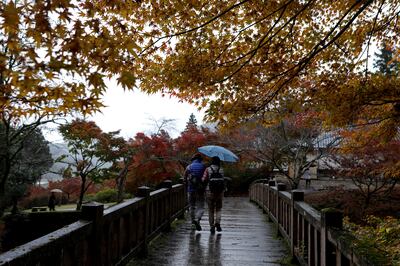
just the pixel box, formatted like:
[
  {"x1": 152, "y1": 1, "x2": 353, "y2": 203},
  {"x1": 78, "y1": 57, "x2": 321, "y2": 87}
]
[{"x1": 127, "y1": 197, "x2": 287, "y2": 266}]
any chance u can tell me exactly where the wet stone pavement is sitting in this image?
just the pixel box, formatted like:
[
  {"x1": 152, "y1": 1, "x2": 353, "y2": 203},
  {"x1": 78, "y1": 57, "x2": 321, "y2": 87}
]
[{"x1": 127, "y1": 197, "x2": 288, "y2": 266}]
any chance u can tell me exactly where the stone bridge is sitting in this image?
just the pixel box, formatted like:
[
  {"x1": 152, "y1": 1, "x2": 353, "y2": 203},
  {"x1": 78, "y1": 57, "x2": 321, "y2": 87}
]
[{"x1": 0, "y1": 180, "x2": 369, "y2": 265}]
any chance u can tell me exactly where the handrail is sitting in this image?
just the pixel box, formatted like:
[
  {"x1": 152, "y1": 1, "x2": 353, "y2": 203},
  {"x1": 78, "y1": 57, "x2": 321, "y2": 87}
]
[
  {"x1": 248, "y1": 178, "x2": 271, "y2": 188},
  {"x1": 249, "y1": 180, "x2": 368, "y2": 266},
  {"x1": 0, "y1": 180, "x2": 187, "y2": 266}
]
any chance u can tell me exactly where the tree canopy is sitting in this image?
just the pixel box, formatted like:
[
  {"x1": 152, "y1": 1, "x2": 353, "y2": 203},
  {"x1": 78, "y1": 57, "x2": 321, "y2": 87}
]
[
  {"x1": 2, "y1": 1, "x2": 400, "y2": 200},
  {"x1": 3, "y1": 1, "x2": 399, "y2": 134},
  {"x1": 0, "y1": 1, "x2": 112, "y2": 119},
  {"x1": 58, "y1": 119, "x2": 124, "y2": 210},
  {"x1": 88, "y1": 0, "x2": 399, "y2": 131},
  {"x1": 232, "y1": 113, "x2": 341, "y2": 188}
]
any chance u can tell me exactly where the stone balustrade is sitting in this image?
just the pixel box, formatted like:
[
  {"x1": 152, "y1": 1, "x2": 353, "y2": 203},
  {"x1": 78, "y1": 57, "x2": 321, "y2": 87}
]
[
  {"x1": 0, "y1": 180, "x2": 186, "y2": 266},
  {"x1": 249, "y1": 181, "x2": 370, "y2": 266}
]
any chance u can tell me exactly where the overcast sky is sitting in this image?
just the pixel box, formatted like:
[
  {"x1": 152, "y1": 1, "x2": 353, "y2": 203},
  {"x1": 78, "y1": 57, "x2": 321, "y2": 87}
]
[{"x1": 44, "y1": 79, "x2": 205, "y2": 142}]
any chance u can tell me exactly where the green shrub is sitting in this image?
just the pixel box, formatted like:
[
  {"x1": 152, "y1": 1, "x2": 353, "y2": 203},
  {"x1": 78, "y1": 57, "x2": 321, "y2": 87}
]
[
  {"x1": 123, "y1": 193, "x2": 133, "y2": 199},
  {"x1": 83, "y1": 194, "x2": 96, "y2": 202},
  {"x1": 224, "y1": 165, "x2": 272, "y2": 195},
  {"x1": 344, "y1": 216, "x2": 400, "y2": 265},
  {"x1": 94, "y1": 188, "x2": 118, "y2": 203},
  {"x1": 24, "y1": 195, "x2": 49, "y2": 209}
]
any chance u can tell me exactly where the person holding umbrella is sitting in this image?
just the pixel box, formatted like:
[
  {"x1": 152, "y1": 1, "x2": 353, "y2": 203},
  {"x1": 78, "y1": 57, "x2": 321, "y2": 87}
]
[
  {"x1": 48, "y1": 192, "x2": 56, "y2": 211},
  {"x1": 202, "y1": 156, "x2": 225, "y2": 234},
  {"x1": 184, "y1": 153, "x2": 206, "y2": 231},
  {"x1": 197, "y1": 145, "x2": 238, "y2": 233}
]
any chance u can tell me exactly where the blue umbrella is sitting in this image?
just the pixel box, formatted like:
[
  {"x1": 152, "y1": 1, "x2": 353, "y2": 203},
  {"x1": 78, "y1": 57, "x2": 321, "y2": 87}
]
[{"x1": 198, "y1": 145, "x2": 239, "y2": 162}]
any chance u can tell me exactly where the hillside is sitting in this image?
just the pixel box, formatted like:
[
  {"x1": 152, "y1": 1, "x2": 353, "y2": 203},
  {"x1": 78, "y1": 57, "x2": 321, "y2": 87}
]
[{"x1": 41, "y1": 142, "x2": 70, "y2": 181}]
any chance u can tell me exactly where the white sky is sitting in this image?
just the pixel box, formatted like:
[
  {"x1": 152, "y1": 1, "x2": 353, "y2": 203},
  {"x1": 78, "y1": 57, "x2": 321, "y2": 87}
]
[{"x1": 44, "y1": 79, "x2": 205, "y2": 142}]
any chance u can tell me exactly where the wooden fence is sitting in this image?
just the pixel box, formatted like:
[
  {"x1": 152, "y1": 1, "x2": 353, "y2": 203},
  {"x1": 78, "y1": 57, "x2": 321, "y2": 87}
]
[
  {"x1": 0, "y1": 180, "x2": 186, "y2": 266},
  {"x1": 249, "y1": 180, "x2": 370, "y2": 266}
]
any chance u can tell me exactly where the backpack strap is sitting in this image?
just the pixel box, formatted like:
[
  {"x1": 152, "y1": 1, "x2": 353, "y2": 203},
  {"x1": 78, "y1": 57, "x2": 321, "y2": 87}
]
[{"x1": 209, "y1": 166, "x2": 220, "y2": 176}]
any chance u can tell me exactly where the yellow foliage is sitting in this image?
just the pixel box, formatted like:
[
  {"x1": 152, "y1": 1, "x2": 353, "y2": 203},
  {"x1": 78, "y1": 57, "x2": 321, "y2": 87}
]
[
  {"x1": 2, "y1": 1, "x2": 19, "y2": 34},
  {"x1": 0, "y1": 0, "x2": 399, "y2": 148}
]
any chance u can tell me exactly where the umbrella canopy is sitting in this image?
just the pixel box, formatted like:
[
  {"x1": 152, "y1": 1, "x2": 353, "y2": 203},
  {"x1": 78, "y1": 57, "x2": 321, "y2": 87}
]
[
  {"x1": 198, "y1": 145, "x2": 239, "y2": 162},
  {"x1": 50, "y1": 189, "x2": 63, "y2": 193}
]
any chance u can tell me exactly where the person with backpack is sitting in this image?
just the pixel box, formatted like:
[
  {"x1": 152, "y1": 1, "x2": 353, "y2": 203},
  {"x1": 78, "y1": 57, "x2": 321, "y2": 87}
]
[
  {"x1": 202, "y1": 156, "x2": 225, "y2": 234},
  {"x1": 184, "y1": 153, "x2": 206, "y2": 231}
]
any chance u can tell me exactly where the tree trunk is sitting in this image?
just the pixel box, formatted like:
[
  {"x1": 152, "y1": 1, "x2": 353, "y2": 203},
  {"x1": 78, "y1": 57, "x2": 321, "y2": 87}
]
[
  {"x1": 363, "y1": 193, "x2": 371, "y2": 210},
  {"x1": 0, "y1": 194, "x2": 6, "y2": 217},
  {"x1": 0, "y1": 162, "x2": 11, "y2": 216},
  {"x1": 116, "y1": 165, "x2": 129, "y2": 203},
  {"x1": 11, "y1": 197, "x2": 18, "y2": 215},
  {"x1": 77, "y1": 176, "x2": 86, "y2": 210},
  {"x1": 116, "y1": 177, "x2": 125, "y2": 203},
  {"x1": 292, "y1": 181, "x2": 299, "y2": 190}
]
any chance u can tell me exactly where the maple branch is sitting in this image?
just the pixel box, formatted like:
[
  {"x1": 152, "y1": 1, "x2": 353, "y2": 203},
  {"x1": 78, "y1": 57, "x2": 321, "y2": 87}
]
[
  {"x1": 215, "y1": 0, "x2": 310, "y2": 70},
  {"x1": 367, "y1": 99, "x2": 400, "y2": 106},
  {"x1": 216, "y1": 4, "x2": 291, "y2": 82},
  {"x1": 83, "y1": 179, "x2": 94, "y2": 194},
  {"x1": 350, "y1": 115, "x2": 396, "y2": 127},
  {"x1": 214, "y1": 0, "x2": 296, "y2": 63},
  {"x1": 255, "y1": 0, "x2": 374, "y2": 113},
  {"x1": 7, "y1": 116, "x2": 55, "y2": 152},
  {"x1": 303, "y1": 0, "x2": 374, "y2": 63},
  {"x1": 371, "y1": 2, "x2": 400, "y2": 32},
  {"x1": 209, "y1": 0, "x2": 318, "y2": 99},
  {"x1": 364, "y1": 0, "x2": 385, "y2": 78},
  {"x1": 139, "y1": 0, "x2": 251, "y2": 56}
]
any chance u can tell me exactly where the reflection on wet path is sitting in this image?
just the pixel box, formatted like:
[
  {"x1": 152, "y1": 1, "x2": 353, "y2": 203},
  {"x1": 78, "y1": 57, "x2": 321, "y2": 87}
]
[
  {"x1": 184, "y1": 231, "x2": 222, "y2": 265},
  {"x1": 128, "y1": 197, "x2": 287, "y2": 266}
]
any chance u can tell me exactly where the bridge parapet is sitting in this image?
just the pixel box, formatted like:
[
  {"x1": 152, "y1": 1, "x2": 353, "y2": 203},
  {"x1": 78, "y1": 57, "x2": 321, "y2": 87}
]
[
  {"x1": 249, "y1": 181, "x2": 370, "y2": 266},
  {"x1": 0, "y1": 180, "x2": 187, "y2": 266}
]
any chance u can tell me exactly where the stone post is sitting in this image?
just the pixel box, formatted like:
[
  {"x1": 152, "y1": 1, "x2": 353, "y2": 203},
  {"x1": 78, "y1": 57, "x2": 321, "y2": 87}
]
[
  {"x1": 177, "y1": 178, "x2": 186, "y2": 219},
  {"x1": 81, "y1": 202, "x2": 104, "y2": 265},
  {"x1": 137, "y1": 186, "x2": 151, "y2": 257},
  {"x1": 320, "y1": 209, "x2": 343, "y2": 266},
  {"x1": 179, "y1": 177, "x2": 188, "y2": 211},
  {"x1": 290, "y1": 190, "x2": 304, "y2": 257},
  {"x1": 267, "y1": 181, "x2": 275, "y2": 221},
  {"x1": 161, "y1": 180, "x2": 173, "y2": 231},
  {"x1": 276, "y1": 183, "x2": 286, "y2": 234},
  {"x1": 249, "y1": 182, "x2": 254, "y2": 203},
  {"x1": 262, "y1": 181, "x2": 267, "y2": 213}
]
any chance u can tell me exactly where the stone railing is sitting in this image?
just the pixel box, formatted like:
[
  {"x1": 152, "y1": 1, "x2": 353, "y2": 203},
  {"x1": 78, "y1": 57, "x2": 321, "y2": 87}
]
[
  {"x1": 249, "y1": 180, "x2": 369, "y2": 266},
  {"x1": 0, "y1": 180, "x2": 187, "y2": 266}
]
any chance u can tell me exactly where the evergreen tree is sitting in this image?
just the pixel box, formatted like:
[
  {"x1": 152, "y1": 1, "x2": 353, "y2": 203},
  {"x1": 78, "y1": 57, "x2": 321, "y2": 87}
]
[
  {"x1": 374, "y1": 43, "x2": 399, "y2": 76},
  {"x1": 185, "y1": 113, "x2": 198, "y2": 131},
  {"x1": 0, "y1": 127, "x2": 53, "y2": 214}
]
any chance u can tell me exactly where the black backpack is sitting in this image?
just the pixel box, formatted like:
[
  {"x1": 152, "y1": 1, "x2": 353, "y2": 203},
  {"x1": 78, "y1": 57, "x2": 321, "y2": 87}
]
[{"x1": 208, "y1": 167, "x2": 225, "y2": 193}]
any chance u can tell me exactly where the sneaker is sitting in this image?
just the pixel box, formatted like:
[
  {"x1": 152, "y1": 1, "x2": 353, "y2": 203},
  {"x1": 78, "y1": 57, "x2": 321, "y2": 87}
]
[
  {"x1": 215, "y1": 223, "x2": 222, "y2": 232},
  {"x1": 210, "y1": 226, "x2": 215, "y2": 234},
  {"x1": 193, "y1": 220, "x2": 202, "y2": 231}
]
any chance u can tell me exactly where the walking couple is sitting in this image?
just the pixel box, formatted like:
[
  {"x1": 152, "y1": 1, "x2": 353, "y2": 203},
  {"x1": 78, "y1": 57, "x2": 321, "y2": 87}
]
[{"x1": 184, "y1": 153, "x2": 225, "y2": 234}]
